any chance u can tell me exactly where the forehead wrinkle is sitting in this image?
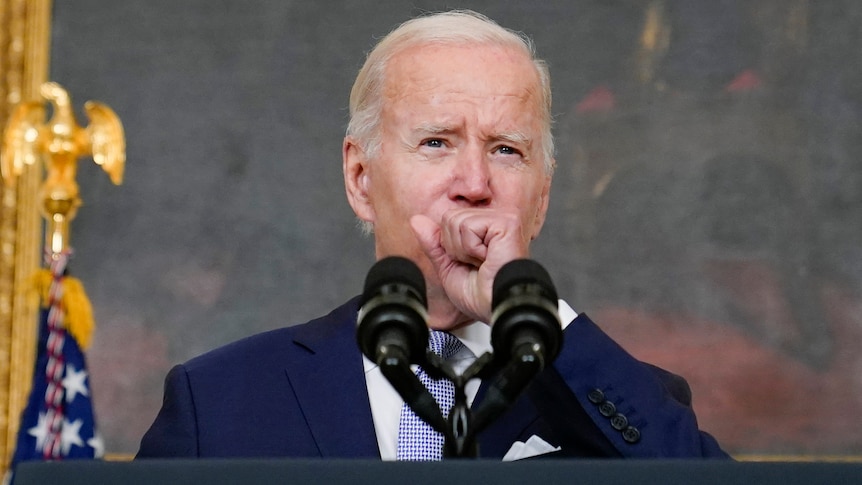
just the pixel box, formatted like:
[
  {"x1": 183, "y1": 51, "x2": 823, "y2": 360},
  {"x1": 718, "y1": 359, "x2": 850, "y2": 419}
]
[{"x1": 415, "y1": 121, "x2": 459, "y2": 134}]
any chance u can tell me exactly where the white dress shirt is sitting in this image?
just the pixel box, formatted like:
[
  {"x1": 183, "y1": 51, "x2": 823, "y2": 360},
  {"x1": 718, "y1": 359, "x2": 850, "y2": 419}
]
[{"x1": 362, "y1": 300, "x2": 578, "y2": 460}]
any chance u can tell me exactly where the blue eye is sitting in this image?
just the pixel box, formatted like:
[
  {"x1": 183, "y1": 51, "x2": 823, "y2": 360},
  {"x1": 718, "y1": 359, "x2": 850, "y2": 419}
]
[
  {"x1": 422, "y1": 139, "x2": 444, "y2": 148},
  {"x1": 497, "y1": 145, "x2": 519, "y2": 156}
]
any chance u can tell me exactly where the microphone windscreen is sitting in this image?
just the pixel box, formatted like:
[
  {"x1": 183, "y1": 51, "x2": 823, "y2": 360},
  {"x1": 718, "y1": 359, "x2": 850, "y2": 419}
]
[
  {"x1": 361, "y1": 256, "x2": 427, "y2": 307},
  {"x1": 492, "y1": 259, "x2": 557, "y2": 309}
]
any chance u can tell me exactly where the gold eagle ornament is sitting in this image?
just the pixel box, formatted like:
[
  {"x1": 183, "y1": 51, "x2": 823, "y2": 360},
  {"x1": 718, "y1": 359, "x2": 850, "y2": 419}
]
[{"x1": 1, "y1": 82, "x2": 125, "y2": 253}]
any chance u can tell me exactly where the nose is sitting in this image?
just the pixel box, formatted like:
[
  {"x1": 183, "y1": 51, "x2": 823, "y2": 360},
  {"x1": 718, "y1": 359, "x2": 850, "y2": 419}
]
[{"x1": 448, "y1": 147, "x2": 492, "y2": 206}]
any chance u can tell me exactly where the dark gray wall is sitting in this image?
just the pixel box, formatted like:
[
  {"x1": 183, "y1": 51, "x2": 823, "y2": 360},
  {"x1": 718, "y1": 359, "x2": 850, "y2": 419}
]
[{"x1": 50, "y1": 1, "x2": 862, "y2": 455}]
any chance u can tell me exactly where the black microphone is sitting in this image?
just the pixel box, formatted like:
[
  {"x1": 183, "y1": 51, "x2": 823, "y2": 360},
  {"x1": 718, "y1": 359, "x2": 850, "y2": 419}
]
[
  {"x1": 472, "y1": 259, "x2": 563, "y2": 433},
  {"x1": 490, "y1": 258, "x2": 563, "y2": 368},
  {"x1": 356, "y1": 256, "x2": 429, "y2": 367},
  {"x1": 356, "y1": 257, "x2": 449, "y2": 435}
]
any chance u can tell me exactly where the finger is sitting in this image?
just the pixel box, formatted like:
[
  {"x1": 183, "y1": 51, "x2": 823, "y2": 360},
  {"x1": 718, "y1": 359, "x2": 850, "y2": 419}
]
[
  {"x1": 440, "y1": 210, "x2": 488, "y2": 266},
  {"x1": 410, "y1": 214, "x2": 449, "y2": 272},
  {"x1": 444, "y1": 209, "x2": 530, "y2": 287}
]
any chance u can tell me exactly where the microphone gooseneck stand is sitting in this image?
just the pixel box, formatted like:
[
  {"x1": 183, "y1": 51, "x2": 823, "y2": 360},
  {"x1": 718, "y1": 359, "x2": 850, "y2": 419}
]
[{"x1": 358, "y1": 257, "x2": 564, "y2": 458}]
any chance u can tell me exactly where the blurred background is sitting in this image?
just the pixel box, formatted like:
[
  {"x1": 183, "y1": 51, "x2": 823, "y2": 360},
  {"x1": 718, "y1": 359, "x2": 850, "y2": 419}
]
[{"x1": 48, "y1": 0, "x2": 861, "y2": 457}]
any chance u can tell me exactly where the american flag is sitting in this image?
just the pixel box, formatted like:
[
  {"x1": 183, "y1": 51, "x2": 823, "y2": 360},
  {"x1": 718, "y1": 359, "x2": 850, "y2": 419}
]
[{"x1": 11, "y1": 253, "x2": 103, "y2": 468}]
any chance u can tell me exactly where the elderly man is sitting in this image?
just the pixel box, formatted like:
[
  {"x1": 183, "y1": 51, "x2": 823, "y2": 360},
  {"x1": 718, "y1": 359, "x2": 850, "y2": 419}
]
[{"x1": 138, "y1": 10, "x2": 727, "y2": 460}]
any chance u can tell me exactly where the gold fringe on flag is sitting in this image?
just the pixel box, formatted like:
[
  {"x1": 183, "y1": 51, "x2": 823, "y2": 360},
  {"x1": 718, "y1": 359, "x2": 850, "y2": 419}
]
[{"x1": 30, "y1": 269, "x2": 95, "y2": 350}]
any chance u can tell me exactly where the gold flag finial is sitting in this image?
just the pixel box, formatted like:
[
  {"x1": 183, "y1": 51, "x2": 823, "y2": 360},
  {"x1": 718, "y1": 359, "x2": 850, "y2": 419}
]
[{"x1": 1, "y1": 81, "x2": 125, "y2": 255}]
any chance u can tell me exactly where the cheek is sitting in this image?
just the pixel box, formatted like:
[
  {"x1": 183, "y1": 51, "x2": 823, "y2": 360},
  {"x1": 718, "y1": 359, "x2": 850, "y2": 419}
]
[
  {"x1": 369, "y1": 171, "x2": 423, "y2": 219},
  {"x1": 388, "y1": 168, "x2": 447, "y2": 202},
  {"x1": 515, "y1": 178, "x2": 549, "y2": 226}
]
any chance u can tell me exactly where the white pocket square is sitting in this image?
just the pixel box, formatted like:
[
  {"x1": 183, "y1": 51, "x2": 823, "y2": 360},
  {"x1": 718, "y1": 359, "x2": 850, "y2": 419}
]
[{"x1": 501, "y1": 435, "x2": 562, "y2": 461}]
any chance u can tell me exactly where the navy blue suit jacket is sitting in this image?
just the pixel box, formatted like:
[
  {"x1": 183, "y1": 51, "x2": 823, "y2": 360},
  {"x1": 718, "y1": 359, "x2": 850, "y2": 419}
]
[{"x1": 137, "y1": 297, "x2": 727, "y2": 459}]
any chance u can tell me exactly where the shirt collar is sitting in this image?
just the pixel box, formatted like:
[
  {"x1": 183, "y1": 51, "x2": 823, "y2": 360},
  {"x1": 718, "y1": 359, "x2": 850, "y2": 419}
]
[{"x1": 451, "y1": 299, "x2": 576, "y2": 358}]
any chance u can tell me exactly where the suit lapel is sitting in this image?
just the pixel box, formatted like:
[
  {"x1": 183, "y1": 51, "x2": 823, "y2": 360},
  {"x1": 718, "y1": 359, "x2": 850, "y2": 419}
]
[{"x1": 282, "y1": 297, "x2": 380, "y2": 458}]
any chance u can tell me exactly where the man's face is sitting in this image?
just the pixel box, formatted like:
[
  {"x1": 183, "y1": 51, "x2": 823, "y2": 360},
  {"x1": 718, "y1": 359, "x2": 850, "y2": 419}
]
[{"x1": 345, "y1": 42, "x2": 552, "y2": 290}]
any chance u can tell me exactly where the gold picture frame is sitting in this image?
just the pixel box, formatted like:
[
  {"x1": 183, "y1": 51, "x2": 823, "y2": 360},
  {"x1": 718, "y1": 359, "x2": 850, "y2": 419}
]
[{"x1": 0, "y1": 0, "x2": 52, "y2": 473}]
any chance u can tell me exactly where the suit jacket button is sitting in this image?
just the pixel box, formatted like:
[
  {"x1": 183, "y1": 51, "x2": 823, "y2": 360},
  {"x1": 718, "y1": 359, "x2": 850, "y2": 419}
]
[
  {"x1": 599, "y1": 401, "x2": 616, "y2": 417},
  {"x1": 623, "y1": 426, "x2": 641, "y2": 444},
  {"x1": 588, "y1": 388, "x2": 605, "y2": 404},
  {"x1": 610, "y1": 413, "x2": 628, "y2": 431}
]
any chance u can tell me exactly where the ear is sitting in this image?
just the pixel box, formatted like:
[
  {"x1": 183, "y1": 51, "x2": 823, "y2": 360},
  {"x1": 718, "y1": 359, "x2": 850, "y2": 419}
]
[
  {"x1": 343, "y1": 137, "x2": 375, "y2": 223},
  {"x1": 529, "y1": 172, "x2": 552, "y2": 240}
]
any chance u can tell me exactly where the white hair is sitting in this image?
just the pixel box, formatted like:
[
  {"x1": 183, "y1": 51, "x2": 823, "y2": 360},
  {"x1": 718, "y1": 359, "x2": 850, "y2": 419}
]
[{"x1": 346, "y1": 10, "x2": 555, "y2": 173}]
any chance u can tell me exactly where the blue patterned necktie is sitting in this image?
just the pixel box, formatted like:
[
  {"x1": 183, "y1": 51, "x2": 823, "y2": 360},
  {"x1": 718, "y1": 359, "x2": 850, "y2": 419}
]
[{"x1": 396, "y1": 330, "x2": 465, "y2": 461}]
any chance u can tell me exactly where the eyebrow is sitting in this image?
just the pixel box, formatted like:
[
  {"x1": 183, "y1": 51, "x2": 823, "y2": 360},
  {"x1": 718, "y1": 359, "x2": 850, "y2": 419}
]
[
  {"x1": 414, "y1": 122, "x2": 457, "y2": 135},
  {"x1": 494, "y1": 130, "x2": 531, "y2": 146},
  {"x1": 414, "y1": 123, "x2": 532, "y2": 146}
]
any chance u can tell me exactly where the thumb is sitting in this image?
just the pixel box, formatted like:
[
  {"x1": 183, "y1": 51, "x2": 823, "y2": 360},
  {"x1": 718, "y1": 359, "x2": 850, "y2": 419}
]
[{"x1": 410, "y1": 215, "x2": 448, "y2": 272}]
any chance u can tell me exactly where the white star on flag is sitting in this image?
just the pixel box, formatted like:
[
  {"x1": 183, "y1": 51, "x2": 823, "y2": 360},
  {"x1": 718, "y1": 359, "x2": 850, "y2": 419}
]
[
  {"x1": 27, "y1": 412, "x2": 50, "y2": 452},
  {"x1": 87, "y1": 432, "x2": 105, "y2": 458},
  {"x1": 62, "y1": 364, "x2": 89, "y2": 403},
  {"x1": 60, "y1": 418, "x2": 84, "y2": 456}
]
